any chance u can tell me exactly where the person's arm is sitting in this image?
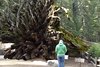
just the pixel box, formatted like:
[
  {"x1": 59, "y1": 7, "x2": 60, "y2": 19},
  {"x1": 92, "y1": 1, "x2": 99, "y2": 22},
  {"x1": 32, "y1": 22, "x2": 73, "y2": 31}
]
[{"x1": 64, "y1": 45, "x2": 67, "y2": 53}]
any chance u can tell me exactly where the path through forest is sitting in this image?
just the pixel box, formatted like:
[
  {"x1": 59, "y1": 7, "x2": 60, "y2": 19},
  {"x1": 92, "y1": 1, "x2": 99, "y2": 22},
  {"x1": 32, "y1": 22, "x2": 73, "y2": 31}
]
[{"x1": 0, "y1": 55, "x2": 93, "y2": 67}]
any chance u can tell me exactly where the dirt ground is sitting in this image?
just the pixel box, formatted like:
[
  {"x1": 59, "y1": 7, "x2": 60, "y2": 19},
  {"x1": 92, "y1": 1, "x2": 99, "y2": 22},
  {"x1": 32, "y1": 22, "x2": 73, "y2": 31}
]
[
  {"x1": 65, "y1": 57, "x2": 93, "y2": 67},
  {"x1": 0, "y1": 55, "x2": 93, "y2": 67}
]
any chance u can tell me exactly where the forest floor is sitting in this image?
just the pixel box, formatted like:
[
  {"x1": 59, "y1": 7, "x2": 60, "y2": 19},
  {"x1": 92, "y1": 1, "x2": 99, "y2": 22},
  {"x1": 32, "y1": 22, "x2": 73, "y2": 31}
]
[{"x1": 0, "y1": 55, "x2": 93, "y2": 67}]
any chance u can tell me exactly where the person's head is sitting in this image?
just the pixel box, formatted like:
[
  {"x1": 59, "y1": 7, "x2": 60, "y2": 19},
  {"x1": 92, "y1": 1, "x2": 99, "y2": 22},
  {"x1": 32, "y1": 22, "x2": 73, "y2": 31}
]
[{"x1": 58, "y1": 39, "x2": 64, "y2": 45}]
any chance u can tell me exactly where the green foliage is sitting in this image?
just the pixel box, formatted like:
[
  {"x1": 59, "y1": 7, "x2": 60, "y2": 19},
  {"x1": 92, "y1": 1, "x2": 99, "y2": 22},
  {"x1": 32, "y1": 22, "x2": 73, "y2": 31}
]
[
  {"x1": 0, "y1": 0, "x2": 100, "y2": 42},
  {"x1": 88, "y1": 43, "x2": 100, "y2": 57},
  {"x1": 55, "y1": 0, "x2": 100, "y2": 42},
  {"x1": 0, "y1": 0, "x2": 23, "y2": 42}
]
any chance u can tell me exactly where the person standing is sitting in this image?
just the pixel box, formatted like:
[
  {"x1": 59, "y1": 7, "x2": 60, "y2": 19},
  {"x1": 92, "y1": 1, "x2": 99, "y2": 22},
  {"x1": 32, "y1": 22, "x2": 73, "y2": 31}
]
[{"x1": 55, "y1": 40, "x2": 67, "y2": 67}]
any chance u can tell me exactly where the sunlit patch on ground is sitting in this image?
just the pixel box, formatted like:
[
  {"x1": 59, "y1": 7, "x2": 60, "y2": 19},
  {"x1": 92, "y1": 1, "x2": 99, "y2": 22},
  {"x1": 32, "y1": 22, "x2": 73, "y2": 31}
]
[
  {"x1": 32, "y1": 61, "x2": 47, "y2": 66},
  {"x1": 0, "y1": 59, "x2": 48, "y2": 66}
]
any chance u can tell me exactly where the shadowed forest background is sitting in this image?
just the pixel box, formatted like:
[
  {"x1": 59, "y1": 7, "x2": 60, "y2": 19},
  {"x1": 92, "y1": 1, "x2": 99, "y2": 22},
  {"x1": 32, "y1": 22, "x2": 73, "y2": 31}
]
[{"x1": 0, "y1": 0, "x2": 100, "y2": 60}]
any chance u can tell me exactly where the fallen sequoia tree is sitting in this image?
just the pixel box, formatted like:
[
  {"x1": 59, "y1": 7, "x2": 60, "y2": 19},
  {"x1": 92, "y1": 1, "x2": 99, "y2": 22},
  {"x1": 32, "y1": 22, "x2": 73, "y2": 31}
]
[
  {"x1": 0, "y1": 0, "x2": 89, "y2": 60},
  {"x1": 2, "y1": 0, "x2": 61, "y2": 60}
]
